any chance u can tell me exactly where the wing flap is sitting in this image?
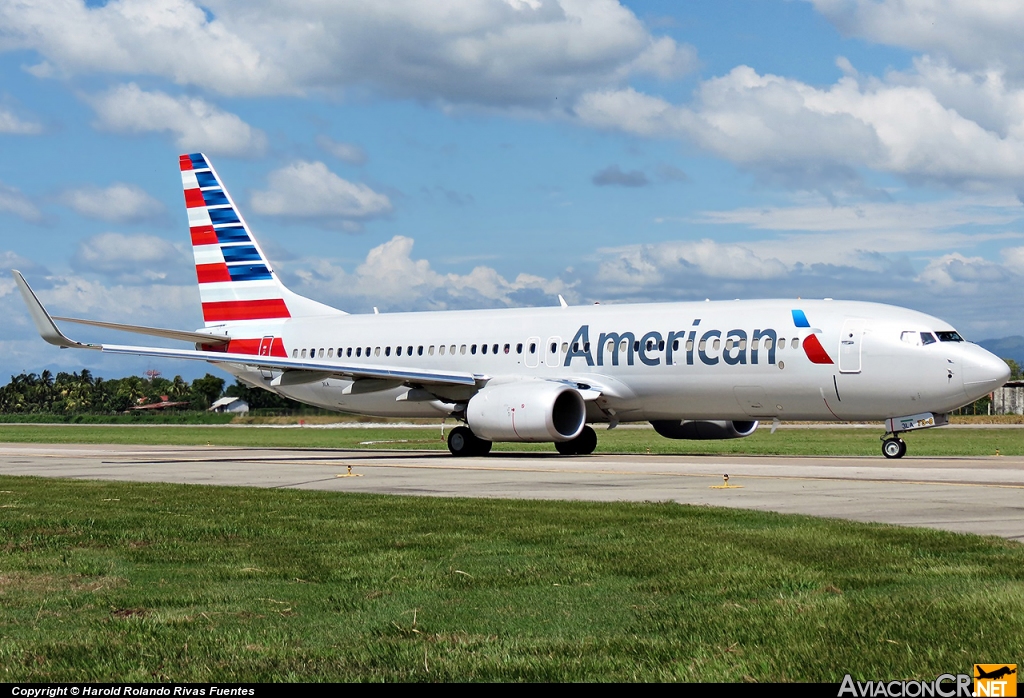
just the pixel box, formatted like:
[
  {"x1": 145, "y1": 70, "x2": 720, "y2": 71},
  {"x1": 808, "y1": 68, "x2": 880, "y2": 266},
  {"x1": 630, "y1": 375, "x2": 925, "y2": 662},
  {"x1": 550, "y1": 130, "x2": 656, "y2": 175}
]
[
  {"x1": 101, "y1": 344, "x2": 481, "y2": 387},
  {"x1": 51, "y1": 316, "x2": 231, "y2": 345}
]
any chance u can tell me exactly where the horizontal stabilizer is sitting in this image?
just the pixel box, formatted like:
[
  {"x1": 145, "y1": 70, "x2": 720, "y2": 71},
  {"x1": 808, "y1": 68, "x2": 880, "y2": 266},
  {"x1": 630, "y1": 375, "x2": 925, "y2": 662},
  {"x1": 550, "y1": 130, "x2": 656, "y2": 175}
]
[{"x1": 51, "y1": 316, "x2": 231, "y2": 345}]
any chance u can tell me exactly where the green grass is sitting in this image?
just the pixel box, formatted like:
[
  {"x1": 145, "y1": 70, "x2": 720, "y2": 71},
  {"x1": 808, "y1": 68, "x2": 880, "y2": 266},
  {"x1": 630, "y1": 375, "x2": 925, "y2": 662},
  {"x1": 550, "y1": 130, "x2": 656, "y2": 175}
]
[
  {"x1": 0, "y1": 412, "x2": 235, "y2": 425},
  {"x1": 0, "y1": 476, "x2": 1021, "y2": 681},
  {"x1": 0, "y1": 423, "x2": 1021, "y2": 456}
]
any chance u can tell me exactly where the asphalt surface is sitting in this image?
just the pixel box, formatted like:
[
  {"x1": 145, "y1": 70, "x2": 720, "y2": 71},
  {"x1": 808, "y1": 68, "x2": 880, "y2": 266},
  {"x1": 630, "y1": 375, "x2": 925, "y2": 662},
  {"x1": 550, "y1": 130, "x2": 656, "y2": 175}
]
[{"x1": 0, "y1": 443, "x2": 1021, "y2": 540}]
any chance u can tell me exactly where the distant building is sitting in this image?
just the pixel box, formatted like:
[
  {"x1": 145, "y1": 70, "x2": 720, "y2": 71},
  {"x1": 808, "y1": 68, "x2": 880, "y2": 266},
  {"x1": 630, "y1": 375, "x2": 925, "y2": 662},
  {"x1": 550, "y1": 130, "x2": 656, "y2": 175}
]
[
  {"x1": 209, "y1": 397, "x2": 250, "y2": 414},
  {"x1": 130, "y1": 395, "x2": 189, "y2": 411},
  {"x1": 991, "y1": 381, "x2": 1024, "y2": 415}
]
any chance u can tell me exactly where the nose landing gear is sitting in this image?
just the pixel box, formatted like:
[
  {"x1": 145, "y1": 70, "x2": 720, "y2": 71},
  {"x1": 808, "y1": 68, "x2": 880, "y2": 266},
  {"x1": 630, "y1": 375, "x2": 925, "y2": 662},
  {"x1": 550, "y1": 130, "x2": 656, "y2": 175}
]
[{"x1": 882, "y1": 435, "x2": 907, "y2": 459}]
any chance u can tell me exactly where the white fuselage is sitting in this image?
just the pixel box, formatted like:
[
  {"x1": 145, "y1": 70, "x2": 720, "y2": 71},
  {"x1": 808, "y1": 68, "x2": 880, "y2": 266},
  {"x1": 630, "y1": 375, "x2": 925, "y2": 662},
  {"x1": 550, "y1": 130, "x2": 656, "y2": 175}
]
[{"x1": 211, "y1": 298, "x2": 1008, "y2": 424}]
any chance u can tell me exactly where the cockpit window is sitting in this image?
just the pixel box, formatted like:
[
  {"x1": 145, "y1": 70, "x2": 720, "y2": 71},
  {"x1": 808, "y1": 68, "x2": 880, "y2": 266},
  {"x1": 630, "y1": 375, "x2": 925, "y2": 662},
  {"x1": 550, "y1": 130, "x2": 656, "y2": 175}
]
[
  {"x1": 936, "y1": 331, "x2": 964, "y2": 342},
  {"x1": 901, "y1": 331, "x2": 921, "y2": 346},
  {"x1": 920, "y1": 332, "x2": 936, "y2": 345}
]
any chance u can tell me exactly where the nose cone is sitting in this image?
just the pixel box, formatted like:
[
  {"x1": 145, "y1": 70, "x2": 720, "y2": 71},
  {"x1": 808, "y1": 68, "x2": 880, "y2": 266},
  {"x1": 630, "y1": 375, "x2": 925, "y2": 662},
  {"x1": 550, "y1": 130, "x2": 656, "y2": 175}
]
[{"x1": 961, "y1": 344, "x2": 1010, "y2": 400}]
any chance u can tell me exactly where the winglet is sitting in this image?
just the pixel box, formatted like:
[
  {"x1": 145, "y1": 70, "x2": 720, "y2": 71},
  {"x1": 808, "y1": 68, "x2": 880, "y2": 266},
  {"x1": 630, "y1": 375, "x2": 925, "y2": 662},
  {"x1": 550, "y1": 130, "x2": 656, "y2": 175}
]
[
  {"x1": 12, "y1": 271, "x2": 100, "y2": 350},
  {"x1": 558, "y1": 294, "x2": 568, "y2": 308}
]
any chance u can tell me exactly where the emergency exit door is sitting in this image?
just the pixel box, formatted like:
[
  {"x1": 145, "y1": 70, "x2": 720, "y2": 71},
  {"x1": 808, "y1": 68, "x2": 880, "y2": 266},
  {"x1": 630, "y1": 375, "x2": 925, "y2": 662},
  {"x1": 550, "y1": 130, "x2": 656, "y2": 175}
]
[{"x1": 838, "y1": 320, "x2": 866, "y2": 373}]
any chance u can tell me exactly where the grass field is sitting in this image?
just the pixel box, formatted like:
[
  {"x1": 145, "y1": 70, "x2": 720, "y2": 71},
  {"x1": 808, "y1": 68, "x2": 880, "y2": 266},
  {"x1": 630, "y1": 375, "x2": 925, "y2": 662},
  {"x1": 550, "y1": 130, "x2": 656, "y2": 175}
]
[
  {"x1": 1, "y1": 422, "x2": 1022, "y2": 456},
  {"x1": 0, "y1": 475, "x2": 1021, "y2": 682}
]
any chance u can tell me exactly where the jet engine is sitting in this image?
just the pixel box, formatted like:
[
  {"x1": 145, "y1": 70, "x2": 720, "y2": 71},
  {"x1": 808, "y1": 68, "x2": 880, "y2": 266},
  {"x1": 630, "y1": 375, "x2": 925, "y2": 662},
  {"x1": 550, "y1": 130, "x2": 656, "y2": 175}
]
[
  {"x1": 467, "y1": 381, "x2": 586, "y2": 442},
  {"x1": 650, "y1": 420, "x2": 759, "y2": 440}
]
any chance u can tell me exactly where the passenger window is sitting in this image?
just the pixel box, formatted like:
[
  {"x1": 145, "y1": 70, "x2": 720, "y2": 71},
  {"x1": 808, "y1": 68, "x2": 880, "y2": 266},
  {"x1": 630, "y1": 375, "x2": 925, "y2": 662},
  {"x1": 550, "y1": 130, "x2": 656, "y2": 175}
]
[
  {"x1": 658, "y1": 340, "x2": 664, "y2": 351},
  {"x1": 301, "y1": 349, "x2": 307, "y2": 358},
  {"x1": 698, "y1": 339, "x2": 707, "y2": 351},
  {"x1": 620, "y1": 340, "x2": 628, "y2": 353},
  {"x1": 607, "y1": 340, "x2": 615, "y2": 352},
  {"x1": 530, "y1": 343, "x2": 536, "y2": 354},
  {"x1": 584, "y1": 342, "x2": 590, "y2": 352},
  {"x1": 375, "y1": 347, "x2": 381, "y2": 357},
  {"x1": 516, "y1": 343, "x2": 522, "y2": 354},
  {"x1": 385, "y1": 347, "x2": 391, "y2": 357},
  {"x1": 778, "y1": 338, "x2": 785, "y2": 349},
  {"x1": 633, "y1": 341, "x2": 639, "y2": 352},
  {"x1": 672, "y1": 339, "x2": 679, "y2": 351},
  {"x1": 739, "y1": 339, "x2": 747, "y2": 350},
  {"x1": 763, "y1": 338, "x2": 773, "y2": 350},
  {"x1": 328, "y1": 348, "x2": 334, "y2": 358},
  {"x1": 347, "y1": 348, "x2": 352, "y2": 357},
  {"x1": 408, "y1": 346, "x2": 413, "y2": 355},
  {"x1": 428, "y1": 346, "x2": 434, "y2": 355},
  {"x1": 712, "y1": 339, "x2": 721, "y2": 351},
  {"x1": 550, "y1": 342, "x2": 557, "y2": 353},
  {"x1": 561, "y1": 342, "x2": 568, "y2": 353},
  {"x1": 439, "y1": 345, "x2": 446, "y2": 355},
  {"x1": 505, "y1": 343, "x2": 511, "y2": 354},
  {"x1": 292, "y1": 349, "x2": 298, "y2": 358},
  {"x1": 450, "y1": 345, "x2": 456, "y2": 354},
  {"x1": 645, "y1": 339, "x2": 653, "y2": 351},
  {"x1": 791, "y1": 338, "x2": 798, "y2": 349},
  {"x1": 356, "y1": 347, "x2": 362, "y2": 357},
  {"x1": 725, "y1": 338, "x2": 733, "y2": 350},
  {"x1": 573, "y1": 342, "x2": 579, "y2": 352},
  {"x1": 396, "y1": 346, "x2": 402, "y2": 356},
  {"x1": 481, "y1": 344, "x2": 487, "y2": 355},
  {"x1": 318, "y1": 348, "x2": 324, "y2": 358},
  {"x1": 685, "y1": 340, "x2": 693, "y2": 351},
  {"x1": 471, "y1": 344, "x2": 477, "y2": 355},
  {"x1": 493, "y1": 344, "x2": 499, "y2": 354},
  {"x1": 460, "y1": 345, "x2": 467, "y2": 355}
]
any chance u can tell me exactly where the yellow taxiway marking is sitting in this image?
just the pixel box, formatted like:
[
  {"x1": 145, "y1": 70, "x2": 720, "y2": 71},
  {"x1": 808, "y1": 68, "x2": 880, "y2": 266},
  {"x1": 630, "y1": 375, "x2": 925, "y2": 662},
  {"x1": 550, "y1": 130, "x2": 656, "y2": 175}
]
[{"x1": 9, "y1": 451, "x2": 1024, "y2": 491}]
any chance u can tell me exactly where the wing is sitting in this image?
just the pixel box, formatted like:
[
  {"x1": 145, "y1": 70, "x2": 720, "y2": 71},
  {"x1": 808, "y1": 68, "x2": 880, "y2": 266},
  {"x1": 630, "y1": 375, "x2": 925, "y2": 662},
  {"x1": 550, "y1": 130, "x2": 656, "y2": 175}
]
[{"x1": 13, "y1": 270, "x2": 482, "y2": 389}]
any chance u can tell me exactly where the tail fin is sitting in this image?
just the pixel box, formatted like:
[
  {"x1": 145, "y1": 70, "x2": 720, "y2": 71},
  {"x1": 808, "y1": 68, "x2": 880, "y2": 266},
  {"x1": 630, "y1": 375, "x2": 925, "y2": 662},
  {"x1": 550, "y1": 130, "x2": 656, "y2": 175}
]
[{"x1": 180, "y1": 153, "x2": 343, "y2": 326}]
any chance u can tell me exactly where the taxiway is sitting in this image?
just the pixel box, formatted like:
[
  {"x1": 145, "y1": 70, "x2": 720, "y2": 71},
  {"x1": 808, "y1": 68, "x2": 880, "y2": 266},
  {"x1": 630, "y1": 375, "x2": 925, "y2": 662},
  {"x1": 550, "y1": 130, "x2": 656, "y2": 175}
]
[{"x1": 0, "y1": 443, "x2": 1020, "y2": 540}]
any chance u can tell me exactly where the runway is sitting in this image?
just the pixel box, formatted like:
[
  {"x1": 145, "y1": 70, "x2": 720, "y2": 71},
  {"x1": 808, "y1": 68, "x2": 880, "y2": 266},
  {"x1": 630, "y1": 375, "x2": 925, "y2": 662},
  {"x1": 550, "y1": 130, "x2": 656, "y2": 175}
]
[{"x1": 0, "y1": 443, "x2": 1022, "y2": 540}]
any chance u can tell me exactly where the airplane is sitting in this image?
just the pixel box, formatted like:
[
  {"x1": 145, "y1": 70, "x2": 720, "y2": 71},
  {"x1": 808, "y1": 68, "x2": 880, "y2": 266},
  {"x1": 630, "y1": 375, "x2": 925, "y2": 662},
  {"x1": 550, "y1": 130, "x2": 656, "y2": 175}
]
[{"x1": 13, "y1": 152, "x2": 1011, "y2": 459}]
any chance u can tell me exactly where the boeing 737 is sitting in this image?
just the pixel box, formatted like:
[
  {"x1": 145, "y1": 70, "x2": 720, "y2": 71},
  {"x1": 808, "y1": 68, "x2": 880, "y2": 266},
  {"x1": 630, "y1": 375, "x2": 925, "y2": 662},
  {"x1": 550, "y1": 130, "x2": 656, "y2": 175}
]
[{"x1": 14, "y1": 153, "x2": 1011, "y2": 458}]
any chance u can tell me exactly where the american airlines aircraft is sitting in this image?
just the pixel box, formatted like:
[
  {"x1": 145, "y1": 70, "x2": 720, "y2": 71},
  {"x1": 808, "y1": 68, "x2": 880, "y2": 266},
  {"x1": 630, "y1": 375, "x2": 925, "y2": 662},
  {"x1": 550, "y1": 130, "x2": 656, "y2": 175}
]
[{"x1": 14, "y1": 153, "x2": 1011, "y2": 459}]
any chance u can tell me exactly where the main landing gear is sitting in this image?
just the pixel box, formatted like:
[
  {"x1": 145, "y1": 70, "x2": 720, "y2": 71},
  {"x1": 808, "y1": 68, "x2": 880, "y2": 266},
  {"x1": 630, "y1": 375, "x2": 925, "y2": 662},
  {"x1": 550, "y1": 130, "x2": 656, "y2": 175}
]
[
  {"x1": 555, "y1": 426, "x2": 598, "y2": 456},
  {"x1": 882, "y1": 435, "x2": 907, "y2": 459},
  {"x1": 447, "y1": 426, "x2": 492, "y2": 457}
]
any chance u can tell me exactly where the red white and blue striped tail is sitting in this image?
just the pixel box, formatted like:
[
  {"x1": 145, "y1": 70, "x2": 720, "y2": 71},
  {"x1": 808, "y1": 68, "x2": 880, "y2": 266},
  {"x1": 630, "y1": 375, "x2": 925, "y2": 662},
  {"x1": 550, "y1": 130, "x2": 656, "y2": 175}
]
[{"x1": 180, "y1": 153, "x2": 343, "y2": 326}]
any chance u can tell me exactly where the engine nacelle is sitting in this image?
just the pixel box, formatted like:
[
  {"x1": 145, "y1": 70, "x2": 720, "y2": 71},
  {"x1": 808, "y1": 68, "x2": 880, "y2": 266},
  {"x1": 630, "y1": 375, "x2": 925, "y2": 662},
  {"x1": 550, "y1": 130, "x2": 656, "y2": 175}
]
[
  {"x1": 467, "y1": 381, "x2": 586, "y2": 442},
  {"x1": 650, "y1": 419, "x2": 759, "y2": 440}
]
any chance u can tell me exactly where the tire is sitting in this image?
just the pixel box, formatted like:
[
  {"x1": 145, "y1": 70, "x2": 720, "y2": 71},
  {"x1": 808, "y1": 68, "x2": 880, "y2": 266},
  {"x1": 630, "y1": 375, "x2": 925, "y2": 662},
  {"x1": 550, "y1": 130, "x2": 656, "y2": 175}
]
[
  {"x1": 554, "y1": 439, "x2": 577, "y2": 455},
  {"x1": 575, "y1": 426, "x2": 597, "y2": 455},
  {"x1": 554, "y1": 426, "x2": 597, "y2": 456},
  {"x1": 447, "y1": 425, "x2": 492, "y2": 457},
  {"x1": 882, "y1": 437, "x2": 904, "y2": 459},
  {"x1": 448, "y1": 426, "x2": 474, "y2": 456}
]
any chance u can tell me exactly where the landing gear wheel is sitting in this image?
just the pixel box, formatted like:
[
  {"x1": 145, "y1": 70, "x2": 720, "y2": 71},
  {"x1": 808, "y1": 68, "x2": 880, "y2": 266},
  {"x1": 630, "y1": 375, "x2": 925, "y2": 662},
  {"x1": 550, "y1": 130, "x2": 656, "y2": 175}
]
[
  {"x1": 882, "y1": 437, "x2": 907, "y2": 459},
  {"x1": 554, "y1": 426, "x2": 597, "y2": 456},
  {"x1": 447, "y1": 426, "x2": 491, "y2": 457}
]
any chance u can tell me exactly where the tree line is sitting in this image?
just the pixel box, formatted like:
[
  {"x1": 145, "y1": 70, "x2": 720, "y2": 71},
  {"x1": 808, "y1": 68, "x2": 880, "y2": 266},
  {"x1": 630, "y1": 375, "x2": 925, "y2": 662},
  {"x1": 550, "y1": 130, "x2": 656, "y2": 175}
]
[{"x1": 0, "y1": 370, "x2": 301, "y2": 414}]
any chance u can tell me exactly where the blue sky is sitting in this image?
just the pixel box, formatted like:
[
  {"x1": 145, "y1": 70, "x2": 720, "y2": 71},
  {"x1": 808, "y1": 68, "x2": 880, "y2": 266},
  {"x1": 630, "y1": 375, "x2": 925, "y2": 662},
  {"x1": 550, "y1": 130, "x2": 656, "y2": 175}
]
[{"x1": 1, "y1": 0, "x2": 1023, "y2": 380}]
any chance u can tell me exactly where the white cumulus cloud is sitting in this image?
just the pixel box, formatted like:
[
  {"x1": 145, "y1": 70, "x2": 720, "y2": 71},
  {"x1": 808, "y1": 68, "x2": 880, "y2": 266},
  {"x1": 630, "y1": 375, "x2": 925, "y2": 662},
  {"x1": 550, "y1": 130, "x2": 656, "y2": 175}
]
[
  {"x1": 250, "y1": 161, "x2": 392, "y2": 229},
  {"x1": 0, "y1": 108, "x2": 42, "y2": 134},
  {"x1": 71, "y1": 232, "x2": 192, "y2": 285},
  {"x1": 0, "y1": 182, "x2": 42, "y2": 223},
  {"x1": 62, "y1": 183, "x2": 165, "y2": 224},
  {"x1": 87, "y1": 83, "x2": 267, "y2": 157},
  {"x1": 287, "y1": 235, "x2": 571, "y2": 311},
  {"x1": 0, "y1": 0, "x2": 694, "y2": 106},
  {"x1": 575, "y1": 62, "x2": 1024, "y2": 189}
]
